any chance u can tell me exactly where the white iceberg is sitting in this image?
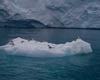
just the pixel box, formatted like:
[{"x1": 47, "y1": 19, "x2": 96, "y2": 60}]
[{"x1": 0, "y1": 37, "x2": 93, "y2": 57}]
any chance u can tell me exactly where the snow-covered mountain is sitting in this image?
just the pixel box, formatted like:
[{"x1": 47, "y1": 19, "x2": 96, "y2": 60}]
[{"x1": 0, "y1": 0, "x2": 100, "y2": 28}]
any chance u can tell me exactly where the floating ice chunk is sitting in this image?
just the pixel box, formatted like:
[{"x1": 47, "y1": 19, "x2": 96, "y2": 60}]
[{"x1": 0, "y1": 37, "x2": 93, "y2": 57}]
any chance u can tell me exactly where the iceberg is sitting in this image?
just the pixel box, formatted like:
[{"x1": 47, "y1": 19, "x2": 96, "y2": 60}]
[{"x1": 0, "y1": 37, "x2": 93, "y2": 57}]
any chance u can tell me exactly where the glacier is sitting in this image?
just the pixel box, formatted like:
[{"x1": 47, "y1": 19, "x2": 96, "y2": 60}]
[{"x1": 0, "y1": 0, "x2": 100, "y2": 28}]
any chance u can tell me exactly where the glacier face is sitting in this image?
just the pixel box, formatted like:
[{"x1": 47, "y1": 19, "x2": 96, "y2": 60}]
[{"x1": 0, "y1": 0, "x2": 100, "y2": 28}]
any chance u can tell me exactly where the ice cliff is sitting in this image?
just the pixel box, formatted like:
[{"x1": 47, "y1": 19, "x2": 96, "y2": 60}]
[{"x1": 0, "y1": 0, "x2": 100, "y2": 28}]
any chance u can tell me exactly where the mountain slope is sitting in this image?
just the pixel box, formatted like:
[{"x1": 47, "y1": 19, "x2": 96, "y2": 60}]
[{"x1": 0, "y1": 0, "x2": 100, "y2": 28}]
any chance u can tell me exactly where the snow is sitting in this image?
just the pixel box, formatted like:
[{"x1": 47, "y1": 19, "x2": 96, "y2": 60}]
[{"x1": 0, "y1": 0, "x2": 100, "y2": 28}]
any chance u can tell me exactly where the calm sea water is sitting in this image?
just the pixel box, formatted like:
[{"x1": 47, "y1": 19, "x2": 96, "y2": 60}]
[{"x1": 0, "y1": 28, "x2": 100, "y2": 80}]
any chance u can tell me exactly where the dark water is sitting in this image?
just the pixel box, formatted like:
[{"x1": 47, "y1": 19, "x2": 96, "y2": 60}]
[{"x1": 0, "y1": 28, "x2": 100, "y2": 80}]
